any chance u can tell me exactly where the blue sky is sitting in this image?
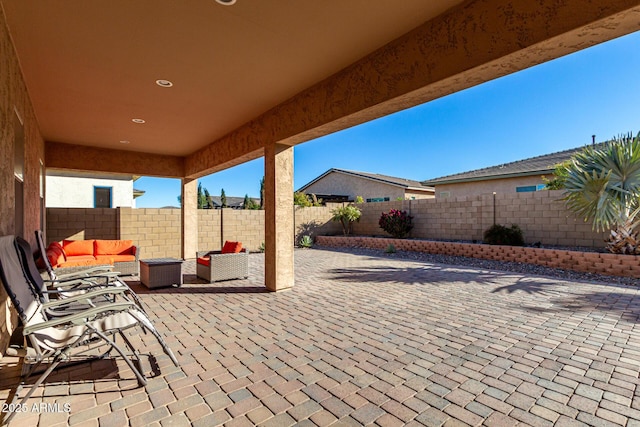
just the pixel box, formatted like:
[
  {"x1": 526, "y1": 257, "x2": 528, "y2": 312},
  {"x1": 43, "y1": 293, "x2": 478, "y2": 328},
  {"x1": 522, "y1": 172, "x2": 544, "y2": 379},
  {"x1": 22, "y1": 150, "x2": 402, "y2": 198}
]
[{"x1": 136, "y1": 30, "x2": 640, "y2": 208}]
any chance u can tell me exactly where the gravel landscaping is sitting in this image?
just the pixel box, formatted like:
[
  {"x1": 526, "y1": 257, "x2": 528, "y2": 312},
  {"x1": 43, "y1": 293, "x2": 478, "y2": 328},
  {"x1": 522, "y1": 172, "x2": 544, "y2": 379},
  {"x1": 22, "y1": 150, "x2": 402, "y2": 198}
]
[{"x1": 320, "y1": 246, "x2": 640, "y2": 287}]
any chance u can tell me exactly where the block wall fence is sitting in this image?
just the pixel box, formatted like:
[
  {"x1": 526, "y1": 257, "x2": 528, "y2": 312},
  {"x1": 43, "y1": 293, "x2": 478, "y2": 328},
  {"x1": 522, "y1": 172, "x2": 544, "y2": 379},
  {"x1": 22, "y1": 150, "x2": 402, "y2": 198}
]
[
  {"x1": 46, "y1": 206, "x2": 343, "y2": 258},
  {"x1": 353, "y1": 190, "x2": 606, "y2": 247},
  {"x1": 46, "y1": 190, "x2": 606, "y2": 259}
]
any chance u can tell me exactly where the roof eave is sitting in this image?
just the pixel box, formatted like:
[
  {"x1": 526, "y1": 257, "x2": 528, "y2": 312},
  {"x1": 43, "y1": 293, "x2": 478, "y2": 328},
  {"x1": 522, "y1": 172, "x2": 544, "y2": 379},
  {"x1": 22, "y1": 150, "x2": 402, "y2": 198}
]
[{"x1": 422, "y1": 169, "x2": 553, "y2": 186}]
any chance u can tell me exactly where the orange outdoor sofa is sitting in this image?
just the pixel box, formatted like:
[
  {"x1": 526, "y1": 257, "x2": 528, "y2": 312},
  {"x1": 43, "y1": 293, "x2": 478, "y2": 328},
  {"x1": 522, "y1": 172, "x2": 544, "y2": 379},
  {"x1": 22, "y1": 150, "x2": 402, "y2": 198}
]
[{"x1": 44, "y1": 239, "x2": 140, "y2": 276}]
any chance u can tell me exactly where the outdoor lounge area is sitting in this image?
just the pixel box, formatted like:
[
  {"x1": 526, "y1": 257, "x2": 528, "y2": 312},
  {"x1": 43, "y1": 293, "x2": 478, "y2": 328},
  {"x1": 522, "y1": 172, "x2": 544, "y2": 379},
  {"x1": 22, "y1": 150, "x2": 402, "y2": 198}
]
[
  {"x1": 2, "y1": 249, "x2": 640, "y2": 426},
  {"x1": 3, "y1": 1, "x2": 640, "y2": 426}
]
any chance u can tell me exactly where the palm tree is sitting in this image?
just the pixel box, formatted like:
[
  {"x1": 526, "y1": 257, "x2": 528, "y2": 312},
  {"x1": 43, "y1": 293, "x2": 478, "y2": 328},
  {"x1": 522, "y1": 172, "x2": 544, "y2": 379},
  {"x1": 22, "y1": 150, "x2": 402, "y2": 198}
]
[
  {"x1": 561, "y1": 132, "x2": 640, "y2": 254},
  {"x1": 331, "y1": 205, "x2": 361, "y2": 235}
]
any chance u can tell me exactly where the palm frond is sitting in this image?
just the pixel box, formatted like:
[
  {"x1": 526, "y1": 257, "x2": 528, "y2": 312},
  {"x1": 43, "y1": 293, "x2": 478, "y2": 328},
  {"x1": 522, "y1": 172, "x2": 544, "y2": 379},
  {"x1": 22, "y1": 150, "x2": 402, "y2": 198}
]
[{"x1": 562, "y1": 131, "x2": 640, "y2": 235}]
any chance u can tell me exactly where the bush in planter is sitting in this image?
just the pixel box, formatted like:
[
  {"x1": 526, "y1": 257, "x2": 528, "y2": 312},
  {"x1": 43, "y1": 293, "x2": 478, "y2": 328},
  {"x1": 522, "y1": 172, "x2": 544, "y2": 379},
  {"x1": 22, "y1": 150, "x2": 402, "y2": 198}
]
[
  {"x1": 379, "y1": 209, "x2": 413, "y2": 238},
  {"x1": 483, "y1": 224, "x2": 524, "y2": 246}
]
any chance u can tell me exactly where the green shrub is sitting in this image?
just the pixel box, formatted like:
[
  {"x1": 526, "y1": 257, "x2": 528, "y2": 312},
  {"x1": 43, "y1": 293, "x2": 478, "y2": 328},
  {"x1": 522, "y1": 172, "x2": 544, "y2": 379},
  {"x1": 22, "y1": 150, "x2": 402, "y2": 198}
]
[
  {"x1": 483, "y1": 224, "x2": 524, "y2": 246},
  {"x1": 385, "y1": 244, "x2": 396, "y2": 254},
  {"x1": 258, "y1": 242, "x2": 265, "y2": 253},
  {"x1": 293, "y1": 191, "x2": 313, "y2": 207},
  {"x1": 299, "y1": 235, "x2": 313, "y2": 248},
  {"x1": 379, "y1": 209, "x2": 413, "y2": 238},
  {"x1": 294, "y1": 192, "x2": 322, "y2": 207}
]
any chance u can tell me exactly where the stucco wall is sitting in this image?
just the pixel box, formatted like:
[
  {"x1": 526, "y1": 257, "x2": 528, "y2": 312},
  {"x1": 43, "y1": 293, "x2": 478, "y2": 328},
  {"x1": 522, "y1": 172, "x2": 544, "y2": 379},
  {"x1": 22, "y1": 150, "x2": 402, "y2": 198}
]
[
  {"x1": 0, "y1": 7, "x2": 46, "y2": 356},
  {"x1": 303, "y1": 172, "x2": 409, "y2": 201},
  {"x1": 405, "y1": 189, "x2": 434, "y2": 200},
  {"x1": 434, "y1": 175, "x2": 548, "y2": 198},
  {"x1": 46, "y1": 176, "x2": 135, "y2": 208}
]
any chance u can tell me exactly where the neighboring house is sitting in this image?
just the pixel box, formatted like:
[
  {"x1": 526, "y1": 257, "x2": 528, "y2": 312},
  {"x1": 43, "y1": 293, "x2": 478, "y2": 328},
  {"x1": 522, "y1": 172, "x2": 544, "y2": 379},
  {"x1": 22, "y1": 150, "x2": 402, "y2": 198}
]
[
  {"x1": 298, "y1": 168, "x2": 434, "y2": 202},
  {"x1": 422, "y1": 142, "x2": 606, "y2": 199},
  {"x1": 46, "y1": 171, "x2": 145, "y2": 208},
  {"x1": 207, "y1": 196, "x2": 260, "y2": 209}
]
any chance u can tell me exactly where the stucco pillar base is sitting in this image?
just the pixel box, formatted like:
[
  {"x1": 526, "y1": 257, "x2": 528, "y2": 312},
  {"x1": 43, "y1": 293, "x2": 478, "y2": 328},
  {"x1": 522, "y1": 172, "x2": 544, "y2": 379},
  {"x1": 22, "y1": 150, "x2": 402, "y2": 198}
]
[
  {"x1": 181, "y1": 178, "x2": 198, "y2": 259},
  {"x1": 264, "y1": 143, "x2": 294, "y2": 292}
]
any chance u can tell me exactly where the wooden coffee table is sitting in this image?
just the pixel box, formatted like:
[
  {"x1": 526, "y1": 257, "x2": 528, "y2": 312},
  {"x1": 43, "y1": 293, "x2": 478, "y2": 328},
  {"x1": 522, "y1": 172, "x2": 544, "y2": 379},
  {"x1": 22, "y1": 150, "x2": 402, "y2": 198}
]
[{"x1": 139, "y1": 258, "x2": 183, "y2": 289}]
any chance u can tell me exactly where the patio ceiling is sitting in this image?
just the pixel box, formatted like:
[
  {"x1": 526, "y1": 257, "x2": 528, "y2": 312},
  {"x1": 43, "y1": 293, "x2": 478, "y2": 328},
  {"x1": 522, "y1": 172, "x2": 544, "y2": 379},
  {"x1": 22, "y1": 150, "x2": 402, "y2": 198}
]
[
  {"x1": 1, "y1": 1, "x2": 463, "y2": 156},
  {"x1": 3, "y1": 0, "x2": 640, "y2": 178}
]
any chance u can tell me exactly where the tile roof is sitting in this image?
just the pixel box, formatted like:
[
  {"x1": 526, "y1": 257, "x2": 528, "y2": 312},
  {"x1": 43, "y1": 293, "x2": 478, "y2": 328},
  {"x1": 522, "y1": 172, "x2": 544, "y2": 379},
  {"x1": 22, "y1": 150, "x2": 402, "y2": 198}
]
[
  {"x1": 422, "y1": 142, "x2": 606, "y2": 185},
  {"x1": 298, "y1": 168, "x2": 433, "y2": 192}
]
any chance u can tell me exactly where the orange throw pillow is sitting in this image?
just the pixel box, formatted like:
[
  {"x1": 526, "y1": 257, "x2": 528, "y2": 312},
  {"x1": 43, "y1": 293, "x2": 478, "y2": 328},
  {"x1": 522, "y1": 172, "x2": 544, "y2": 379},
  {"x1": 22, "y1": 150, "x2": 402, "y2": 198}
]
[
  {"x1": 94, "y1": 239, "x2": 134, "y2": 255},
  {"x1": 221, "y1": 241, "x2": 242, "y2": 254},
  {"x1": 46, "y1": 243, "x2": 66, "y2": 268}
]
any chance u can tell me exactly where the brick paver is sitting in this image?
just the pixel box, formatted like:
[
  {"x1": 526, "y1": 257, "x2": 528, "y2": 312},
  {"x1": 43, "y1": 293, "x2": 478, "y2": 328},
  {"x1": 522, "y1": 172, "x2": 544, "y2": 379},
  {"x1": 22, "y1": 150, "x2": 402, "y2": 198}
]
[{"x1": 2, "y1": 248, "x2": 640, "y2": 426}]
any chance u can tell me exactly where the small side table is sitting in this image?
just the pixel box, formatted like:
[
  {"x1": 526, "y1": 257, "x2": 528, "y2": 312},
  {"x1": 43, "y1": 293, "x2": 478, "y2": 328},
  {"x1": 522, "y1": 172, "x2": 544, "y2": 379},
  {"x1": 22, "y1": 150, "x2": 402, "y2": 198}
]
[{"x1": 140, "y1": 258, "x2": 183, "y2": 289}]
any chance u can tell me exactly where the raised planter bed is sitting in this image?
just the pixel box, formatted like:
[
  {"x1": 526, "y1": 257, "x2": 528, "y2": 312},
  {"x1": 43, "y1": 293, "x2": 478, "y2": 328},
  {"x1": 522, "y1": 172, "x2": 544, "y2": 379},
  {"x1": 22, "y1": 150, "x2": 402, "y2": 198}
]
[{"x1": 316, "y1": 236, "x2": 640, "y2": 279}]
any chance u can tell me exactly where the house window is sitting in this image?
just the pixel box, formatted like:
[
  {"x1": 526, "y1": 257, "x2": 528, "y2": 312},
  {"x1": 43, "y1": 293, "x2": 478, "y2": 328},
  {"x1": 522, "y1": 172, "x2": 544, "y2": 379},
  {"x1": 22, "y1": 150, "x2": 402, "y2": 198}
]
[
  {"x1": 365, "y1": 197, "x2": 390, "y2": 203},
  {"x1": 94, "y1": 186, "x2": 112, "y2": 208},
  {"x1": 439, "y1": 191, "x2": 450, "y2": 198},
  {"x1": 516, "y1": 184, "x2": 546, "y2": 193}
]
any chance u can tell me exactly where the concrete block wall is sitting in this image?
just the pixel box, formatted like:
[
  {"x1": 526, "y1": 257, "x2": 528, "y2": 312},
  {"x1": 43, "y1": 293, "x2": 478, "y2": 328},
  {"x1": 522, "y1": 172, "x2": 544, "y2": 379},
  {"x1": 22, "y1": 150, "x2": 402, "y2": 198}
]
[
  {"x1": 493, "y1": 190, "x2": 604, "y2": 247},
  {"x1": 220, "y1": 209, "x2": 265, "y2": 252},
  {"x1": 198, "y1": 209, "x2": 222, "y2": 252},
  {"x1": 294, "y1": 205, "x2": 342, "y2": 243},
  {"x1": 352, "y1": 198, "x2": 486, "y2": 241},
  {"x1": 352, "y1": 200, "x2": 403, "y2": 236},
  {"x1": 47, "y1": 208, "x2": 118, "y2": 243},
  {"x1": 44, "y1": 190, "x2": 607, "y2": 265},
  {"x1": 351, "y1": 190, "x2": 604, "y2": 247},
  {"x1": 45, "y1": 206, "x2": 340, "y2": 259},
  {"x1": 119, "y1": 208, "x2": 182, "y2": 259}
]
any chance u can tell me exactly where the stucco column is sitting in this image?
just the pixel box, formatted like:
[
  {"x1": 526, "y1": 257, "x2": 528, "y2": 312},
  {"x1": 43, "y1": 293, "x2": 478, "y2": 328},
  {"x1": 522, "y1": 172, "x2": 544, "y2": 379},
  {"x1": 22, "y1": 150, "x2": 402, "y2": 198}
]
[
  {"x1": 181, "y1": 178, "x2": 198, "y2": 259},
  {"x1": 264, "y1": 143, "x2": 294, "y2": 291}
]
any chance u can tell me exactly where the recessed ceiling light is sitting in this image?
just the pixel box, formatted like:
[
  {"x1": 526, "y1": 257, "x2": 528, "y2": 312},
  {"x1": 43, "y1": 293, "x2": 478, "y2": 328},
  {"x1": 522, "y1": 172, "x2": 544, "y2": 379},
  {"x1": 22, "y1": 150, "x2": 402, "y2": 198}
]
[
  {"x1": 132, "y1": 118, "x2": 145, "y2": 124},
  {"x1": 156, "y1": 79, "x2": 173, "y2": 88},
  {"x1": 119, "y1": 140, "x2": 130, "y2": 144},
  {"x1": 215, "y1": 0, "x2": 236, "y2": 5}
]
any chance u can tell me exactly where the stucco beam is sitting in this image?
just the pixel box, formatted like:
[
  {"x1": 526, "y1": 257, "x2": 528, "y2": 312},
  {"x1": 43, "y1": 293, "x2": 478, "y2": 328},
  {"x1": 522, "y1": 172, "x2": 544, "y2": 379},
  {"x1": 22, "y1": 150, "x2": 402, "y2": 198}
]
[
  {"x1": 185, "y1": 0, "x2": 640, "y2": 179},
  {"x1": 185, "y1": 145, "x2": 263, "y2": 180},
  {"x1": 46, "y1": 141, "x2": 185, "y2": 178}
]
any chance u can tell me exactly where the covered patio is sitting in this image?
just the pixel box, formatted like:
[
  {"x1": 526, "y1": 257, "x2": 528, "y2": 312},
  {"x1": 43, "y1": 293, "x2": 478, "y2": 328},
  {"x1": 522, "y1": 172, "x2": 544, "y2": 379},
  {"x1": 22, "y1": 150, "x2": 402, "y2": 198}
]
[
  {"x1": 2, "y1": 1, "x2": 640, "y2": 425},
  {"x1": 3, "y1": 249, "x2": 640, "y2": 426}
]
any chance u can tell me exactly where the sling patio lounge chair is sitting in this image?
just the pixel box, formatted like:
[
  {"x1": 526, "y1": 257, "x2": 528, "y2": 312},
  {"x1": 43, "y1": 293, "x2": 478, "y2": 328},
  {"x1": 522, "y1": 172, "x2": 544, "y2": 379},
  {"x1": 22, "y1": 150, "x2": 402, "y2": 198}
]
[
  {"x1": 33, "y1": 231, "x2": 146, "y2": 311},
  {"x1": 16, "y1": 236, "x2": 146, "y2": 314},
  {"x1": 0, "y1": 235, "x2": 178, "y2": 425}
]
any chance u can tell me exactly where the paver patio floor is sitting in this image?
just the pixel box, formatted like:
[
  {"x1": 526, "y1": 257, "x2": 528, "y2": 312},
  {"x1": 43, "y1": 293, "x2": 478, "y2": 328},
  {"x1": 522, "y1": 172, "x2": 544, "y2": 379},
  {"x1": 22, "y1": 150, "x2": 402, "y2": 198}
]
[{"x1": 3, "y1": 248, "x2": 640, "y2": 426}]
